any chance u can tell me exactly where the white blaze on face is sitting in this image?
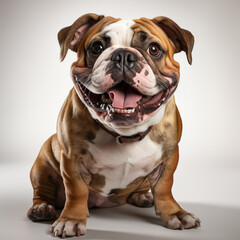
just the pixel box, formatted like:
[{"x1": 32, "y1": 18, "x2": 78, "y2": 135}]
[
  {"x1": 89, "y1": 20, "x2": 135, "y2": 93},
  {"x1": 92, "y1": 20, "x2": 135, "y2": 72},
  {"x1": 104, "y1": 20, "x2": 135, "y2": 47}
]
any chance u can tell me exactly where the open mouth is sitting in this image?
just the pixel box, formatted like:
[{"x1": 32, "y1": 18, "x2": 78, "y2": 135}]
[{"x1": 74, "y1": 76, "x2": 177, "y2": 122}]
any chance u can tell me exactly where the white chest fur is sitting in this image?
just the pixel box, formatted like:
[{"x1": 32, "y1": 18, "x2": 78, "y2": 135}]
[{"x1": 87, "y1": 129, "x2": 163, "y2": 196}]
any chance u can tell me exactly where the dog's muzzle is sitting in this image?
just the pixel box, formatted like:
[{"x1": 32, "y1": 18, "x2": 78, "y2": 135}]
[{"x1": 73, "y1": 48, "x2": 178, "y2": 126}]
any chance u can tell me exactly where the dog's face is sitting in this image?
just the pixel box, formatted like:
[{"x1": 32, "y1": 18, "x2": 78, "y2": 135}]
[{"x1": 58, "y1": 14, "x2": 194, "y2": 134}]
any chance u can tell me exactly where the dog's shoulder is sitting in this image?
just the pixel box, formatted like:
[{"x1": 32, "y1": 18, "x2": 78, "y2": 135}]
[
  {"x1": 149, "y1": 96, "x2": 182, "y2": 156},
  {"x1": 56, "y1": 88, "x2": 99, "y2": 155}
]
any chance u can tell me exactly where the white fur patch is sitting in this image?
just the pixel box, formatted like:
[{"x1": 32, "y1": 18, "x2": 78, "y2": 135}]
[
  {"x1": 104, "y1": 20, "x2": 134, "y2": 47},
  {"x1": 87, "y1": 129, "x2": 163, "y2": 196}
]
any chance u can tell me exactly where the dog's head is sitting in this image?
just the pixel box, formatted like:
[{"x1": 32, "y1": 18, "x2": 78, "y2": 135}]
[{"x1": 58, "y1": 14, "x2": 194, "y2": 135}]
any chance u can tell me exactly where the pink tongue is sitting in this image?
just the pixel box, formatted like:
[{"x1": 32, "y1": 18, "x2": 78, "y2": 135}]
[{"x1": 108, "y1": 86, "x2": 142, "y2": 109}]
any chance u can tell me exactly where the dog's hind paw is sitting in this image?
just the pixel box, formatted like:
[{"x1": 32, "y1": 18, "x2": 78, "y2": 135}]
[
  {"x1": 128, "y1": 192, "x2": 154, "y2": 208},
  {"x1": 27, "y1": 202, "x2": 57, "y2": 222}
]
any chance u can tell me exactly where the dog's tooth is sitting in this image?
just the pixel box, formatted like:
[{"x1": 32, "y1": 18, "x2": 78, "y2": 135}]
[{"x1": 113, "y1": 108, "x2": 137, "y2": 114}]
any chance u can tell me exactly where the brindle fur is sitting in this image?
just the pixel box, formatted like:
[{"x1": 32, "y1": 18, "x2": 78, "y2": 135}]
[
  {"x1": 28, "y1": 90, "x2": 182, "y2": 218},
  {"x1": 28, "y1": 13, "x2": 199, "y2": 237}
]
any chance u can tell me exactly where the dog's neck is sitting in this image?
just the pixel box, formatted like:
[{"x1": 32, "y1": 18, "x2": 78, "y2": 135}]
[{"x1": 96, "y1": 121, "x2": 152, "y2": 144}]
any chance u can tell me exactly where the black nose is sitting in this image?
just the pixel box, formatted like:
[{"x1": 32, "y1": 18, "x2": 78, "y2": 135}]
[{"x1": 111, "y1": 49, "x2": 138, "y2": 69}]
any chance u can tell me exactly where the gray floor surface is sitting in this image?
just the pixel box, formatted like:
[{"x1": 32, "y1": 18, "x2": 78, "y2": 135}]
[
  {"x1": 1, "y1": 199, "x2": 240, "y2": 240},
  {"x1": 1, "y1": 163, "x2": 240, "y2": 240}
]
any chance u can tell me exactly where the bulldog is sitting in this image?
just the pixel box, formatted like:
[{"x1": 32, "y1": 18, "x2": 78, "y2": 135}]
[{"x1": 27, "y1": 13, "x2": 200, "y2": 237}]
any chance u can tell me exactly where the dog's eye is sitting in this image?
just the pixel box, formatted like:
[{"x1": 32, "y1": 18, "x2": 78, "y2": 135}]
[
  {"x1": 91, "y1": 41, "x2": 104, "y2": 55},
  {"x1": 148, "y1": 43, "x2": 162, "y2": 57}
]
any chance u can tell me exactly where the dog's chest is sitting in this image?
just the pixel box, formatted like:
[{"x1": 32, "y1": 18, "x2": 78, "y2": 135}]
[{"x1": 86, "y1": 130, "x2": 163, "y2": 196}]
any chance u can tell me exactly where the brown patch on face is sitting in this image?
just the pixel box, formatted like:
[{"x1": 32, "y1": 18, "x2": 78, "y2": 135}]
[
  {"x1": 132, "y1": 18, "x2": 180, "y2": 80},
  {"x1": 74, "y1": 17, "x2": 121, "y2": 68},
  {"x1": 58, "y1": 14, "x2": 105, "y2": 61},
  {"x1": 85, "y1": 32, "x2": 111, "y2": 68},
  {"x1": 152, "y1": 16, "x2": 194, "y2": 64},
  {"x1": 70, "y1": 17, "x2": 122, "y2": 102}
]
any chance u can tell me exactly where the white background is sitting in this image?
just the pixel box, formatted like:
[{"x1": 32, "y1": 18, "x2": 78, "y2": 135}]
[{"x1": 1, "y1": 0, "x2": 240, "y2": 239}]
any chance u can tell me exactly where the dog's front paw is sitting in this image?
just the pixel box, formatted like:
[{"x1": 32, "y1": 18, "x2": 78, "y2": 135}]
[
  {"x1": 167, "y1": 212, "x2": 201, "y2": 230},
  {"x1": 50, "y1": 218, "x2": 86, "y2": 238}
]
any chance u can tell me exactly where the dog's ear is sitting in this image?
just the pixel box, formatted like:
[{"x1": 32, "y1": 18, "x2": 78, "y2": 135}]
[
  {"x1": 58, "y1": 13, "x2": 104, "y2": 61},
  {"x1": 152, "y1": 17, "x2": 194, "y2": 64}
]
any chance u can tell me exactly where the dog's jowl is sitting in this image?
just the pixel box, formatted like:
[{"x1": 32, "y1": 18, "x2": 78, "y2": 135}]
[{"x1": 27, "y1": 13, "x2": 200, "y2": 238}]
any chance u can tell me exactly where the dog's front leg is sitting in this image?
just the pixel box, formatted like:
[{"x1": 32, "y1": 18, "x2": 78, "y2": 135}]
[
  {"x1": 50, "y1": 152, "x2": 89, "y2": 238},
  {"x1": 149, "y1": 146, "x2": 200, "y2": 230}
]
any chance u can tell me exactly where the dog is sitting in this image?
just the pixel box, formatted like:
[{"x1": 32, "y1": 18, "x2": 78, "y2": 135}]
[{"x1": 27, "y1": 13, "x2": 200, "y2": 237}]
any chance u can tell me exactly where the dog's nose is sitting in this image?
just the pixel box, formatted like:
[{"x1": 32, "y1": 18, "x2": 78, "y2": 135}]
[{"x1": 111, "y1": 49, "x2": 137, "y2": 69}]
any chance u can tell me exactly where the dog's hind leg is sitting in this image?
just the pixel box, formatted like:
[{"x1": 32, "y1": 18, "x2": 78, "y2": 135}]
[
  {"x1": 127, "y1": 178, "x2": 153, "y2": 208},
  {"x1": 27, "y1": 135, "x2": 65, "y2": 222},
  {"x1": 127, "y1": 191, "x2": 154, "y2": 208}
]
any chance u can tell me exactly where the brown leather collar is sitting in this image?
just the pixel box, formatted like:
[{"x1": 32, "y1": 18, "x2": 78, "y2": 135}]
[{"x1": 97, "y1": 121, "x2": 152, "y2": 144}]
